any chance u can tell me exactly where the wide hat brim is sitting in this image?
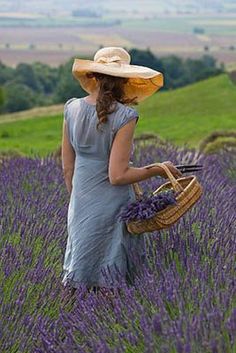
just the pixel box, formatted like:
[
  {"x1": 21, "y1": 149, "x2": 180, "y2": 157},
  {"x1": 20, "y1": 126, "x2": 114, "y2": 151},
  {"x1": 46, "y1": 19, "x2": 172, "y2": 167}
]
[{"x1": 72, "y1": 58, "x2": 164, "y2": 103}]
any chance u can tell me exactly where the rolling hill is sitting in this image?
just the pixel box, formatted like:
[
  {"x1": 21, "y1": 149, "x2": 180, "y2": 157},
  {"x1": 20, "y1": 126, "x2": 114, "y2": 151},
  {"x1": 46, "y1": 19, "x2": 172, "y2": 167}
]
[
  {"x1": 137, "y1": 73, "x2": 236, "y2": 146},
  {"x1": 0, "y1": 73, "x2": 235, "y2": 157}
]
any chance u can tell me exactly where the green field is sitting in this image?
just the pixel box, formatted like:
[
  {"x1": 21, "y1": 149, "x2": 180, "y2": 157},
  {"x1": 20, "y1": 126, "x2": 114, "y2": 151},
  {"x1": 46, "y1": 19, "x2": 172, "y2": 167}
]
[
  {"x1": 0, "y1": 73, "x2": 235, "y2": 157},
  {"x1": 137, "y1": 73, "x2": 236, "y2": 146},
  {"x1": 121, "y1": 16, "x2": 236, "y2": 35},
  {"x1": 2, "y1": 14, "x2": 236, "y2": 36},
  {"x1": 0, "y1": 16, "x2": 120, "y2": 27}
]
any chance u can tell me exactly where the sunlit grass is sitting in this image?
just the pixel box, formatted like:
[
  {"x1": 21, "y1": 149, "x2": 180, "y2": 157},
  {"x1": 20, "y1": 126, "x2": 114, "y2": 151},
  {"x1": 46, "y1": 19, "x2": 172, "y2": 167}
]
[{"x1": 0, "y1": 73, "x2": 236, "y2": 157}]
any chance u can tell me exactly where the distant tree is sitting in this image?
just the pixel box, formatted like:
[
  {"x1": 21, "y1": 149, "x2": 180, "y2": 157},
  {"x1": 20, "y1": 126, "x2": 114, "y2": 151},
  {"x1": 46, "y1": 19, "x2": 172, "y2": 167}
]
[
  {"x1": 161, "y1": 55, "x2": 186, "y2": 89},
  {"x1": 201, "y1": 55, "x2": 217, "y2": 69},
  {"x1": 129, "y1": 47, "x2": 164, "y2": 73},
  {"x1": 184, "y1": 55, "x2": 223, "y2": 84},
  {"x1": 15, "y1": 63, "x2": 40, "y2": 91},
  {"x1": 113, "y1": 19, "x2": 121, "y2": 25},
  {"x1": 0, "y1": 48, "x2": 226, "y2": 112},
  {"x1": 193, "y1": 27, "x2": 205, "y2": 34},
  {"x1": 54, "y1": 58, "x2": 86, "y2": 103},
  {"x1": 0, "y1": 87, "x2": 4, "y2": 107},
  {"x1": 72, "y1": 9, "x2": 101, "y2": 18},
  {"x1": 3, "y1": 83, "x2": 35, "y2": 112},
  {"x1": 0, "y1": 61, "x2": 14, "y2": 85},
  {"x1": 29, "y1": 43, "x2": 36, "y2": 50},
  {"x1": 31, "y1": 62, "x2": 58, "y2": 94}
]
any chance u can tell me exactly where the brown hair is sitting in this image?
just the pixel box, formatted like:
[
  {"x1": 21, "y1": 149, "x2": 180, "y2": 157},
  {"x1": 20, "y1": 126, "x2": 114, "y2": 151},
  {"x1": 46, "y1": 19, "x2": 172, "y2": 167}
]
[{"x1": 86, "y1": 72, "x2": 138, "y2": 131}]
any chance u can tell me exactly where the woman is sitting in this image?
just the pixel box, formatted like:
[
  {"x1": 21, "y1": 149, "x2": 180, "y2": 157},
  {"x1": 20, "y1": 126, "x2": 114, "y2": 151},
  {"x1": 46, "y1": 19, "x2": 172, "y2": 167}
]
[{"x1": 60, "y1": 47, "x2": 182, "y2": 304}]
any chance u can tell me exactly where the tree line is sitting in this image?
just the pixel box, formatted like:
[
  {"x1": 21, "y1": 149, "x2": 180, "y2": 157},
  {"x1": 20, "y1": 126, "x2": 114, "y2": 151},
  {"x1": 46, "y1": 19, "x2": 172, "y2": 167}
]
[{"x1": 0, "y1": 48, "x2": 224, "y2": 113}]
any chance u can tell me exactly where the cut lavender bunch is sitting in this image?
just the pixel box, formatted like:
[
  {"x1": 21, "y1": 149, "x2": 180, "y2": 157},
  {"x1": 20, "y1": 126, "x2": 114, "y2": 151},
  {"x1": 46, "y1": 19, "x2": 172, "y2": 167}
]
[{"x1": 117, "y1": 189, "x2": 177, "y2": 222}]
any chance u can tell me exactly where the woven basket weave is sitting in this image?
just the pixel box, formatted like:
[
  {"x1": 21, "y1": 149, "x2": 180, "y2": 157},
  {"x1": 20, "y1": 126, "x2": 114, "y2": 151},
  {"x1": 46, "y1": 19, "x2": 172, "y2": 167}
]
[{"x1": 127, "y1": 162, "x2": 203, "y2": 235}]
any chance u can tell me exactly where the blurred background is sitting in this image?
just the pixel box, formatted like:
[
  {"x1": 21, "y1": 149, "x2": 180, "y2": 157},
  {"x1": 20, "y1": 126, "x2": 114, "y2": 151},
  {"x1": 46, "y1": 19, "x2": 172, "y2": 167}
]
[{"x1": 0, "y1": 0, "x2": 235, "y2": 157}]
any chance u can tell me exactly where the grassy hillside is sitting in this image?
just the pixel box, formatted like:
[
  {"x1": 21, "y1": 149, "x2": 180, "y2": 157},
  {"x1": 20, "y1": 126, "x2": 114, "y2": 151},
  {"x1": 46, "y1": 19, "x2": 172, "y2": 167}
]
[
  {"x1": 137, "y1": 73, "x2": 236, "y2": 147},
  {"x1": 0, "y1": 73, "x2": 235, "y2": 157}
]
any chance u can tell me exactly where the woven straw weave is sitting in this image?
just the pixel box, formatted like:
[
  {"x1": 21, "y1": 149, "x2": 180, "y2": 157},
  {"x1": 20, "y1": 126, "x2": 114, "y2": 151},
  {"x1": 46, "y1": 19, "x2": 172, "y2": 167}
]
[{"x1": 127, "y1": 162, "x2": 203, "y2": 235}]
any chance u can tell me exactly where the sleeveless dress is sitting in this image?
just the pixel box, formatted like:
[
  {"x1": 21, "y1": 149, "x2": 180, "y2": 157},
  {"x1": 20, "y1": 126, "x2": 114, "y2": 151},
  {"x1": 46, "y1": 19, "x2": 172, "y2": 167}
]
[{"x1": 61, "y1": 97, "x2": 147, "y2": 290}]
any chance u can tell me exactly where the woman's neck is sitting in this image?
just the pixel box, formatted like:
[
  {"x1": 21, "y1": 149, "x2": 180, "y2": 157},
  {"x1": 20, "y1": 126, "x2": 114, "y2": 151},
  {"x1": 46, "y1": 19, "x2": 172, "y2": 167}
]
[
  {"x1": 85, "y1": 85, "x2": 100, "y2": 103},
  {"x1": 84, "y1": 94, "x2": 98, "y2": 104}
]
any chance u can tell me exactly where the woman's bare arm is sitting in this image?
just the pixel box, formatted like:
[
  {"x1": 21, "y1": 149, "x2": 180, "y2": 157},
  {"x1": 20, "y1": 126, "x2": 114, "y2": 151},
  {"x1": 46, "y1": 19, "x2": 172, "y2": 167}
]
[
  {"x1": 61, "y1": 120, "x2": 75, "y2": 195},
  {"x1": 108, "y1": 119, "x2": 167, "y2": 185}
]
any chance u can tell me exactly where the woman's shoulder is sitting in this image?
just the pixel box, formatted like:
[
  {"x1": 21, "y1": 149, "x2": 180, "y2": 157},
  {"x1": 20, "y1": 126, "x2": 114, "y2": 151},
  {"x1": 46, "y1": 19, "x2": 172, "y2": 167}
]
[
  {"x1": 115, "y1": 101, "x2": 138, "y2": 115},
  {"x1": 64, "y1": 97, "x2": 79, "y2": 110},
  {"x1": 112, "y1": 101, "x2": 139, "y2": 130},
  {"x1": 64, "y1": 97, "x2": 83, "y2": 122}
]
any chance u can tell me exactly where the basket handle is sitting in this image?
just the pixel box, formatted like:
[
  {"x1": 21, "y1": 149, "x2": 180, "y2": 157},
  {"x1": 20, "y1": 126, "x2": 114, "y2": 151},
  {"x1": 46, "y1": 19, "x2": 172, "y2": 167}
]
[
  {"x1": 132, "y1": 182, "x2": 143, "y2": 199},
  {"x1": 149, "y1": 162, "x2": 184, "y2": 193},
  {"x1": 131, "y1": 162, "x2": 184, "y2": 199}
]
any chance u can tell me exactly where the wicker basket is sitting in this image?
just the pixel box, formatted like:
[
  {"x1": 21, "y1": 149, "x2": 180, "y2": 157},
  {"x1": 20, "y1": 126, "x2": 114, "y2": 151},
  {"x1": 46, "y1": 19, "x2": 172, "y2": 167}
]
[{"x1": 127, "y1": 162, "x2": 203, "y2": 234}]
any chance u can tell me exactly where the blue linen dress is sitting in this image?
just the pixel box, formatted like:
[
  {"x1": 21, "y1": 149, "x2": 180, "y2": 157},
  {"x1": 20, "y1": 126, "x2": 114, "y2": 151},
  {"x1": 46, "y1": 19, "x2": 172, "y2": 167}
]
[{"x1": 61, "y1": 97, "x2": 147, "y2": 290}]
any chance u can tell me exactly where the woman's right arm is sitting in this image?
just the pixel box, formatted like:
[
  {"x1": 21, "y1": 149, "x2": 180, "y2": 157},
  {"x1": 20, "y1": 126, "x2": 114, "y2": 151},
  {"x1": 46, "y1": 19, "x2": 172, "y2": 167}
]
[{"x1": 108, "y1": 119, "x2": 182, "y2": 185}]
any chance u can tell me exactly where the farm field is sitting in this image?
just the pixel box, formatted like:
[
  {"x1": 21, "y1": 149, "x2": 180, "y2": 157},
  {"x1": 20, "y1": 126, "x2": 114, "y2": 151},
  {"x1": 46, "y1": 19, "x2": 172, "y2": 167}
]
[
  {"x1": 0, "y1": 73, "x2": 235, "y2": 157},
  {"x1": 1, "y1": 0, "x2": 236, "y2": 15},
  {"x1": 0, "y1": 13, "x2": 236, "y2": 67}
]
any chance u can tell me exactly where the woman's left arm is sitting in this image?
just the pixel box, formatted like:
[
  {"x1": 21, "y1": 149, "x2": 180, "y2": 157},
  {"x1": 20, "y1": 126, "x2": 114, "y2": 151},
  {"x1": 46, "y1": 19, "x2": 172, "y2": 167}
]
[{"x1": 61, "y1": 120, "x2": 75, "y2": 196}]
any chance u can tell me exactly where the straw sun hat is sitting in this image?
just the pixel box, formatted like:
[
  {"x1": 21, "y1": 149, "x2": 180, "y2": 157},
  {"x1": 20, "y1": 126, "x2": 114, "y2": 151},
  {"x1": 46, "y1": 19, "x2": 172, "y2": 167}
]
[{"x1": 72, "y1": 46, "x2": 164, "y2": 102}]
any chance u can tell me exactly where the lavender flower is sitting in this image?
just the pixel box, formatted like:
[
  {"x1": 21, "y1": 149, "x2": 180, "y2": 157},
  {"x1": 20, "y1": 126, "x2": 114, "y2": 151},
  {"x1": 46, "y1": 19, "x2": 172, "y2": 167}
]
[
  {"x1": 117, "y1": 189, "x2": 177, "y2": 222},
  {"x1": 0, "y1": 141, "x2": 235, "y2": 353}
]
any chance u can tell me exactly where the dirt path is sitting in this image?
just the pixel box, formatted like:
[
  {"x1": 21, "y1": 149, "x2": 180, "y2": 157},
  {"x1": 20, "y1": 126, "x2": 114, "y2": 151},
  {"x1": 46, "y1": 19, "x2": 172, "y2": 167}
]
[{"x1": 0, "y1": 104, "x2": 64, "y2": 124}]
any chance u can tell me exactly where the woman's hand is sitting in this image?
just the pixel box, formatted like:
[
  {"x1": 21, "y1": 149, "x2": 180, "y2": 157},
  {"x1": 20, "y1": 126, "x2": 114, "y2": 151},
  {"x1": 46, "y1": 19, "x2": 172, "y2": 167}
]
[
  {"x1": 62, "y1": 168, "x2": 74, "y2": 195},
  {"x1": 144, "y1": 161, "x2": 183, "y2": 179},
  {"x1": 161, "y1": 161, "x2": 183, "y2": 179}
]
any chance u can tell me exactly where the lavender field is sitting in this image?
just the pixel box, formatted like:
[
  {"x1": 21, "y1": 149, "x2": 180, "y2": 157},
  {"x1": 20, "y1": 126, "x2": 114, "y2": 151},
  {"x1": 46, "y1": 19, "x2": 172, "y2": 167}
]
[{"x1": 0, "y1": 140, "x2": 235, "y2": 353}]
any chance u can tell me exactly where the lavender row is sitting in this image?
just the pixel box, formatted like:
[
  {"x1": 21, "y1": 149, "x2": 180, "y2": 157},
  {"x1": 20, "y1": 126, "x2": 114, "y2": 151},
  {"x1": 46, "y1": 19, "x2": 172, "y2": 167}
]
[{"x1": 0, "y1": 142, "x2": 235, "y2": 353}]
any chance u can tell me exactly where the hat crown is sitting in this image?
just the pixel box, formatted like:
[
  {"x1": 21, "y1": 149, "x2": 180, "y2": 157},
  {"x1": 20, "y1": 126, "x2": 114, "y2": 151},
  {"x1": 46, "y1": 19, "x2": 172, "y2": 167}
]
[{"x1": 94, "y1": 47, "x2": 131, "y2": 65}]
